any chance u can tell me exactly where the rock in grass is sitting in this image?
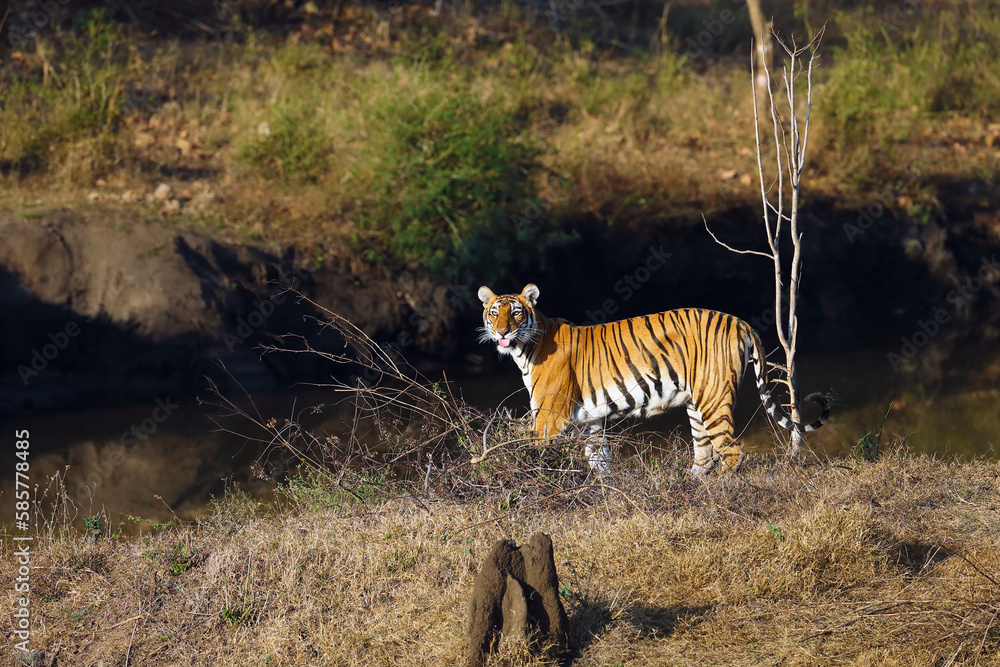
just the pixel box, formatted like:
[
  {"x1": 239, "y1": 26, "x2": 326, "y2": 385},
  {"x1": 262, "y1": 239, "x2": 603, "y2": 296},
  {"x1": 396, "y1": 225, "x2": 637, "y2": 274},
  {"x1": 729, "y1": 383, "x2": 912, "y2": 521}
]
[
  {"x1": 153, "y1": 183, "x2": 174, "y2": 202},
  {"x1": 16, "y1": 650, "x2": 44, "y2": 666}
]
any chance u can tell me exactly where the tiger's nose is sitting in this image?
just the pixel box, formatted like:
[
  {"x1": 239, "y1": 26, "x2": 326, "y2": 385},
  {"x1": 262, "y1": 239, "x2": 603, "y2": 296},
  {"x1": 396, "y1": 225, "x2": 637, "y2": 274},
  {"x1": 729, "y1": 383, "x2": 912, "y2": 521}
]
[{"x1": 497, "y1": 328, "x2": 510, "y2": 337}]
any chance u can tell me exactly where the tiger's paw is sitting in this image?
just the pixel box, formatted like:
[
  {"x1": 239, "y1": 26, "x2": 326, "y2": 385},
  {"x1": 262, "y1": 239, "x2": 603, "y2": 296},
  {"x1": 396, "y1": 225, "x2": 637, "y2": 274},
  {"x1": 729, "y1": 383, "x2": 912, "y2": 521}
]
[
  {"x1": 715, "y1": 444, "x2": 745, "y2": 474},
  {"x1": 690, "y1": 457, "x2": 715, "y2": 476},
  {"x1": 584, "y1": 442, "x2": 612, "y2": 477}
]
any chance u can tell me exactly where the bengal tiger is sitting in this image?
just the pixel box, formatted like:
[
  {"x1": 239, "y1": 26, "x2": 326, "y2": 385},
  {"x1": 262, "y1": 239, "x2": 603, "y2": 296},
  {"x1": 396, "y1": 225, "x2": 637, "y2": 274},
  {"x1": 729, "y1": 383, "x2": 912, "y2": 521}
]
[{"x1": 478, "y1": 284, "x2": 829, "y2": 474}]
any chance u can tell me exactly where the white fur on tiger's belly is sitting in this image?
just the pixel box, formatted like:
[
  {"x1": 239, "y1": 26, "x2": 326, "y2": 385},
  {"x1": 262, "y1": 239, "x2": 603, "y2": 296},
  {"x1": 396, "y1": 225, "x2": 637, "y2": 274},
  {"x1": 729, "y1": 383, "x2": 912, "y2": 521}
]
[{"x1": 573, "y1": 375, "x2": 688, "y2": 422}]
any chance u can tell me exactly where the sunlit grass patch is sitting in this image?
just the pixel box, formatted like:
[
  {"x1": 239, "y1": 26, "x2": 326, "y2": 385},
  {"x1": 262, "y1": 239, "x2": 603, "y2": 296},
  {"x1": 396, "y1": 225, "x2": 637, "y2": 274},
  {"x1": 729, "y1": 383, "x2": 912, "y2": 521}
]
[
  {"x1": 237, "y1": 99, "x2": 334, "y2": 184},
  {"x1": 1, "y1": 2, "x2": 999, "y2": 276},
  {"x1": 815, "y1": 4, "x2": 1000, "y2": 188}
]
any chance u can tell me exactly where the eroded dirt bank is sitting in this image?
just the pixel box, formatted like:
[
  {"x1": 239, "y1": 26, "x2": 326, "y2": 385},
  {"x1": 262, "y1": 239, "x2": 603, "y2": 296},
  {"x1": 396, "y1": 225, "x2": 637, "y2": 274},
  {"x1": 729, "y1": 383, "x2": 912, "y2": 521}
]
[
  {"x1": 0, "y1": 208, "x2": 460, "y2": 413},
  {"x1": 1, "y1": 199, "x2": 999, "y2": 415}
]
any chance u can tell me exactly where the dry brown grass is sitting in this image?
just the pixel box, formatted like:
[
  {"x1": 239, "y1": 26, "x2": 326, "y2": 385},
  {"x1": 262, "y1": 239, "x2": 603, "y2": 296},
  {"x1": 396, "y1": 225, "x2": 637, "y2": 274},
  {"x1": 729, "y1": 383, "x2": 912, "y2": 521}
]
[
  {"x1": 3, "y1": 447, "x2": 1000, "y2": 666},
  {"x1": 3, "y1": 263, "x2": 999, "y2": 667}
]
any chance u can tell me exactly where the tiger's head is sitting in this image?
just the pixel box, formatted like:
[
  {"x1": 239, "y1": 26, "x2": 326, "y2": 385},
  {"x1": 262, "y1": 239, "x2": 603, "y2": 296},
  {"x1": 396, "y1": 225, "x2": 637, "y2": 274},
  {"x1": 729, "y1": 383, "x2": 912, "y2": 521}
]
[{"x1": 477, "y1": 284, "x2": 541, "y2": 355}]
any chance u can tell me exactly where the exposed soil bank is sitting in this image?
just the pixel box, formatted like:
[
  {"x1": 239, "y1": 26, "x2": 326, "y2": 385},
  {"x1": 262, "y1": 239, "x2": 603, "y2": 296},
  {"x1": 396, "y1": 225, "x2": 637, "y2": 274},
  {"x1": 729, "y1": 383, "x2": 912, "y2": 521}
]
[
  {"x1": 0, "y1": 208, "x2": 459, "y2": 413},
  {"x1": 1, "y1": 198, "x2": 998, "y2": 415}
]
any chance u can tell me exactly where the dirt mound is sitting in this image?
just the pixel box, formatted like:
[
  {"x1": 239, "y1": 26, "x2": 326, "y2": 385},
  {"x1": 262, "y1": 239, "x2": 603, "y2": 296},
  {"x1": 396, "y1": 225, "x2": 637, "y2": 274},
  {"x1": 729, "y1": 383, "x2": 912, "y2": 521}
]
[
  {"x1": 466, "y1": 532, "x2": 569, "y2": 667},
  {"x1": 0, "y1": 209, "x2": 459, "y2": 413}
]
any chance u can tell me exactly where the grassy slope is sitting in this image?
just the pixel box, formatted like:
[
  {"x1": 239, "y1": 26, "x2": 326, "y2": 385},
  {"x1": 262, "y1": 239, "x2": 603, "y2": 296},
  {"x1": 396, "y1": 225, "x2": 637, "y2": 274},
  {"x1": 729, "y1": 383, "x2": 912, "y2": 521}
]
[
  {"x1": 2, "y1": 3, "x2": 999, "y2": 277},
  {"x1": 3, "y1": 449, "x2": 999, "y2": 666}
]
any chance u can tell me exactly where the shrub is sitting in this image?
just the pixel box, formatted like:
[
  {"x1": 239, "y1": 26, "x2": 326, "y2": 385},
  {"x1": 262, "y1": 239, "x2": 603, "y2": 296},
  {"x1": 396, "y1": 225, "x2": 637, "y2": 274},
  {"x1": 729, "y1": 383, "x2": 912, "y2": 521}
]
[
  {"x1": 237, "y1": 101, "x2": 333, "y2": 184},
  {"x1": 354, "y1": 85, "x2": 574, "y2": 284},
  {"x1": 819, "y1": 5, "x2": 1000, "y2": 155}
]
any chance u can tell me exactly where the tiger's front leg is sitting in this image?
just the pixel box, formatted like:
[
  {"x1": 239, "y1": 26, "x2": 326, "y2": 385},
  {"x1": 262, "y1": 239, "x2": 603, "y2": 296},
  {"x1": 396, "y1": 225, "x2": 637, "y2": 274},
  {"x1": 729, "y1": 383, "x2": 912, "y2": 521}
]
[
  {"x1": 533, "y1": 394, "x2": 610, "y2": 474},
  {"x1": 532, "y1": 395, "x2": 572, "y2": 441},
  {"x1": 582, "y1": 423, "x2": 611, "y2": 476}
]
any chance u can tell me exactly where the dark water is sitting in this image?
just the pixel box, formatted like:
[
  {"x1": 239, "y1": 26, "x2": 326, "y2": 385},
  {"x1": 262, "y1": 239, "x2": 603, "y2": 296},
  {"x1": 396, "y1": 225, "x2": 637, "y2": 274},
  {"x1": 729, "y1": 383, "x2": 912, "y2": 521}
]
[{"x1": 2, "y1": 340, "x2": 998, "y2": 525}]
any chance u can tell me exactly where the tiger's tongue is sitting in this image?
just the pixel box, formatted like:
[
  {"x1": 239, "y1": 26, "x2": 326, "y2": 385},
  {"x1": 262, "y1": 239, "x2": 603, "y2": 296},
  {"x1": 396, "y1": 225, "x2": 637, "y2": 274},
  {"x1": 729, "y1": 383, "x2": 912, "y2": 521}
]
[{"x1": 498, "y1": 338, "x2": 511, "y2": 348}]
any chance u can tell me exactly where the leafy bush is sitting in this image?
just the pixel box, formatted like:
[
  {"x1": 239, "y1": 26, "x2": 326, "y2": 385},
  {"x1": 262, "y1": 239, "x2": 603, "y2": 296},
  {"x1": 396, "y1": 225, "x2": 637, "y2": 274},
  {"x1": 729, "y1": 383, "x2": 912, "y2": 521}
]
[
  {"x1": 237, "y1": 101, "x2": 333, "y2": 184},
  {"x1": 354, "y1": 86, "x2": 575, "y2": 284},
  {"x1": 820, "y1": 5, "x2": 1000, "y2": 154}
]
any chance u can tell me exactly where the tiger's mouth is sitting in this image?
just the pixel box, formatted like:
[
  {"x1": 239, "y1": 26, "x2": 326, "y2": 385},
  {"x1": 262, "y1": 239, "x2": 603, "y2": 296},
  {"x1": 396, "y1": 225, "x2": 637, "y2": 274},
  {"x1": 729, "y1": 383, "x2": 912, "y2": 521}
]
[{"x1": 479, "y1": 321, "x2": 537, "y2": 354}]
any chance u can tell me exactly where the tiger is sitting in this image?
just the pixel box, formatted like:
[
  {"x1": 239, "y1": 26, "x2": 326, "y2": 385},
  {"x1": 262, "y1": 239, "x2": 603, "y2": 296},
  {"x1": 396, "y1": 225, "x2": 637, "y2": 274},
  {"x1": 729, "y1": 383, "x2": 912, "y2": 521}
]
[{"x1": 478, "y1": 284, "x2": 829, "y2": 474}]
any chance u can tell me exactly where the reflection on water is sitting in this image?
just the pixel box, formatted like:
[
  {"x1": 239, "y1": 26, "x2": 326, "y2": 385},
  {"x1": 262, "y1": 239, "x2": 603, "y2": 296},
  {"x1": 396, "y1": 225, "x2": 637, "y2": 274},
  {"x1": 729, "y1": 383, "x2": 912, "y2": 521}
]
[
  {"x1": 1, "y1": 341, "x2": 998, "y2": 524},
  {"x1": 0, "y1": 393, "x2": 348, "y2": 528}
]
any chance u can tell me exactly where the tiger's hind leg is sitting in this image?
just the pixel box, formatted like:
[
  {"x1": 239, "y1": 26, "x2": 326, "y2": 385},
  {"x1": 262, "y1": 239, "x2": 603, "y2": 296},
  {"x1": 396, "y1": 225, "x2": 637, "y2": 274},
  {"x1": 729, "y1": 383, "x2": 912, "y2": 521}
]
[
  {"x1": 712, "y1": 437, "x2": 744, "y2": 473},
  {"x1": 687, "y1": 391, "x2": 744, "y2": 475}
]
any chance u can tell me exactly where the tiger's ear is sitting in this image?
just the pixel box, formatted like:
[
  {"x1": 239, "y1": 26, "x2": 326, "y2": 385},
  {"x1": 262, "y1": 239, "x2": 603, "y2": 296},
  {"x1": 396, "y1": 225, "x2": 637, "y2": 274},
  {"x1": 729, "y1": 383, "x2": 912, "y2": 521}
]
[
  {"x1": 478, "y1": 286, "x2": 496, "y2": 305},
  {"x1": 520, "y1": 284, "x2": 540, "y2": 306}
]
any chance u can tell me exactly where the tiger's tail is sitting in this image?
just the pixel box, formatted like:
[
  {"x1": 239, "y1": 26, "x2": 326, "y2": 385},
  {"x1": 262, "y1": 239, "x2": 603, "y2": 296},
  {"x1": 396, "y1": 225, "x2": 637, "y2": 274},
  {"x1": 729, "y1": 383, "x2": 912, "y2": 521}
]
[{"x1": 746, "y1": 327, "x2": 829, "y2": 434}]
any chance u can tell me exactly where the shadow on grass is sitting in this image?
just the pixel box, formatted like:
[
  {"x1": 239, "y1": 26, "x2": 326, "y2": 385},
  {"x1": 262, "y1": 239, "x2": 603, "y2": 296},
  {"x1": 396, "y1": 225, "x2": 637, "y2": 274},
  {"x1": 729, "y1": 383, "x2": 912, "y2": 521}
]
[
  {"x1": 568, "y1": 599, "x2": 713, "y2": 660},
  {"x1": 891, "y1": 541, "x2": 951, "y2": 576}
]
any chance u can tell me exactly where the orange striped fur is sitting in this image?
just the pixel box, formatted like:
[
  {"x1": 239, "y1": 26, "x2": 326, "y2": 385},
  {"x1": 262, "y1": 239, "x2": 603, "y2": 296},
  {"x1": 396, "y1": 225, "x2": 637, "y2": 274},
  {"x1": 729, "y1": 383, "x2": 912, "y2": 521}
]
[{"x1": 478, "y1": 284, "x2": 829, "y2": 474}]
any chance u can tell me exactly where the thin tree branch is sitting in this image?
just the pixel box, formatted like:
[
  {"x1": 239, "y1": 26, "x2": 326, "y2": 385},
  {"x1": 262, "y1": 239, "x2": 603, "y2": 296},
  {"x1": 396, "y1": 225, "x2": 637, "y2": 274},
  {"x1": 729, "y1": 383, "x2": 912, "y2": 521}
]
[{"x1": 703, "y1": 215, "x2": 773, "y2": 259}]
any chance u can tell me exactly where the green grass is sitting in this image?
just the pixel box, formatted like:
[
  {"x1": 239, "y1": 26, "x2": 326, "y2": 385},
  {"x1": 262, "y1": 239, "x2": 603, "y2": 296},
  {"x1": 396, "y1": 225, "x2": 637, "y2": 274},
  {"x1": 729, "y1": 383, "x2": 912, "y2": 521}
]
[
  {"x1": 237, "y1": 99, "x2": 334, "y2": 184},
  {"x1": 1, "y1": 8, "x2": 129, "y2": 177},
  {"x1": 278, "y1": 465, "x2": 392, "y2": 512},
  {"x1": 2, "y1": 2, "x2": 999, "y2": 275},
  {"x1": 355, "y1": 83, "x2": 559, "y2": 283},
  {"x1": 816, "y1": 5, "x2": 1000, "y2": 185}
]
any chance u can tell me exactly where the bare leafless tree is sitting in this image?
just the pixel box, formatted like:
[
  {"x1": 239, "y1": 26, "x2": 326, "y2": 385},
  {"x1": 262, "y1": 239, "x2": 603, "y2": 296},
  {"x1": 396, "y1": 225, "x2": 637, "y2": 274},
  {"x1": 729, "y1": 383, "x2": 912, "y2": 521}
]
[
  {"x1": 706, "y1": 27, "x2": 825, "y2": 459},
  {"x1": 745, "y1": 0, "x2": 773, "y2": 127}
]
